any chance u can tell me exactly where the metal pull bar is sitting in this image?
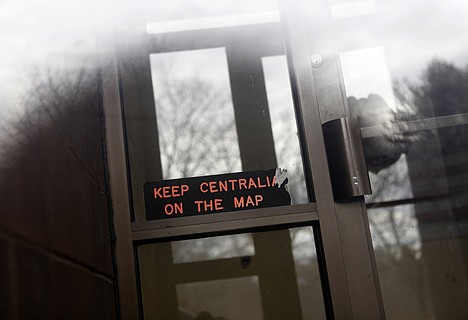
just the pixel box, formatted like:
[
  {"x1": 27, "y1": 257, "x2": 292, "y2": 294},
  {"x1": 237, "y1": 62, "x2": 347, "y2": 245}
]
[{"x1": 322, "y1": 116, "x2": 372, "y2": 201}]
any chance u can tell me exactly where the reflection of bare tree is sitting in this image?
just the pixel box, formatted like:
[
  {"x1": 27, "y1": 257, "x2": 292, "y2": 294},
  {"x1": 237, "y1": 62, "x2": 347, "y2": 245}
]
[
  {"x1": 352, "y1": 58, "x2": 468, "y2": 319},
  {"x1": 153, "y1": 61, "x2": 308, "y2": 203},
  {"x1": 0, "y1": 57, "x2": 114, "y2": 317},
  {"x1": 1, "y1": 62, "x2": 100, "y2": 171},
  {"x1": 152, "y1": 61, "x2": 319, "y2": 317},
  {"x1": 154, "y1": 67, "x2": 241, "y2": 178},
  {"x1": 347, "y1": 86, "x2": 429, "y2": 319}
]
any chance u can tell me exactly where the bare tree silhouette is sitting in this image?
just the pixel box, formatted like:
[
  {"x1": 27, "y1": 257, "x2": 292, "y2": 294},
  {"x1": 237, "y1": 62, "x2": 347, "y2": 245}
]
[
  {"x1": 151, "y1": 58, "x2": 308, "y2": 203},
  {"x1": 0, "y1": 57, "x2": 115, "y2": 318},
  {"x1": 153, "y1": 66, "x2": 241, "y2": 179},
  {"x1": 352, "y1": 58, "x2": 468, "y2": 319}
]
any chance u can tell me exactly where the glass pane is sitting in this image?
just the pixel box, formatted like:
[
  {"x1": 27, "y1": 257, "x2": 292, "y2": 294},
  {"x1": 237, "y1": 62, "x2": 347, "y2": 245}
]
[
  {"x1": 290, "y1": 227, "x2": 327, "y2": 319},
  {"x1": 332, "y1": 1, "x2": 468, "y2": 318},
  {"x1": 150, "y1": 48, "x2": 242, "y2": 179},
  {"x1": 176, "y1": 277, "x2": 264, "y2": 320},
  {"x1": 263, "y1": 55, "x2": 309, "y2": 204},
  {"x1": 171, "y1": 234, "x2": 255, "y2": 263},
  {"x1": 120, "y1": 0, "x2": 312, "y2": 221},
  {"x1": 138, "y1": 226, "x2": 326, "y2": 320}
]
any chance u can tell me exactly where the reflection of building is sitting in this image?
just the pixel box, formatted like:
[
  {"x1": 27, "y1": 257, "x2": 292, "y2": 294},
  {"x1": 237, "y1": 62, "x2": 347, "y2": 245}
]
[{"x1": 1, "y1": 1, "x2": 468, "y2": 319}]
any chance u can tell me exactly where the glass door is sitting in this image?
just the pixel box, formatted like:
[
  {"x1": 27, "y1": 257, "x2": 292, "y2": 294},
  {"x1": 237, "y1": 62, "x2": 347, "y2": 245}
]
[
  {"x1": 318, "y1": 0, "x2": 468, "y2": 318},
  {"x1": 103, "y1": 0, "x2": 385, "y2": 319},
  {"x1": 283, "y1": 0, "x2": 468, "y2": 318}
]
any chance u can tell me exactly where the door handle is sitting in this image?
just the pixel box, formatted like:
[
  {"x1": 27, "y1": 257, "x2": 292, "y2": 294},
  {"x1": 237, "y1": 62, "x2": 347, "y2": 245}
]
[{"x1": 322, "y1": 116, "x2": 372, "y2": 201}]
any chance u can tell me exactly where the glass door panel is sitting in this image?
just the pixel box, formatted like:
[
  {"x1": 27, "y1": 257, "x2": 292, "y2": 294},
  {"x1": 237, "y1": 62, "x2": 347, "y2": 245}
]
[
  {"x1": 116, "y1": 0, "x2": 329, "y2": 319},
  {"x1": 119, "y1": 0, "x2": 311, "y2": 223},
  {"x1": 325, "y1": 0, "x2": 468, "y2": 318},
  {"x1": 112, "y1": 0, "x2": 387, "y2": 318},
  {"x1": 149, "y1": 47, "x2": 242, "y2": 179},
  {"x1": 138, "y1": 226, "x2": 326, "y2": 320}
]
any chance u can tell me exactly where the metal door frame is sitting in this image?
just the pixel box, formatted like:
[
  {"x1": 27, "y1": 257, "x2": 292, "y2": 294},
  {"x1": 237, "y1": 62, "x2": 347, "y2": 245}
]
[{"x1": 101, "y1": 1, "x2": 385, "y2": 318}]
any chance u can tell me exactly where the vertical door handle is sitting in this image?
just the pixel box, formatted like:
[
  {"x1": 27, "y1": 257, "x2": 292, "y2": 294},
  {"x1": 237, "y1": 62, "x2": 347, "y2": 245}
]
[{"x1": 322, "y1": 116, "x2": 372, "y2": 201}]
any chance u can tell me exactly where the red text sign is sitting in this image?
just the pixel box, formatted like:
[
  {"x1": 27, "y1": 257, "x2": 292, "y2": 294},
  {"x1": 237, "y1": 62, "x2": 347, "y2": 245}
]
[{"x1": 143, "y1": 169, "x2": 290, "y2": 220}]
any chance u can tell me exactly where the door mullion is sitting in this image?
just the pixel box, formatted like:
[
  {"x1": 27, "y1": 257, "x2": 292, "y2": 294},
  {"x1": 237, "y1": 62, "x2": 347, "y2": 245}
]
[
  {"x1": 281, "y1": 1, "x2": 386, "y2": 318},
  {"x1": 281, "y1": 13, "x2": 354, "y2": 318}
]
